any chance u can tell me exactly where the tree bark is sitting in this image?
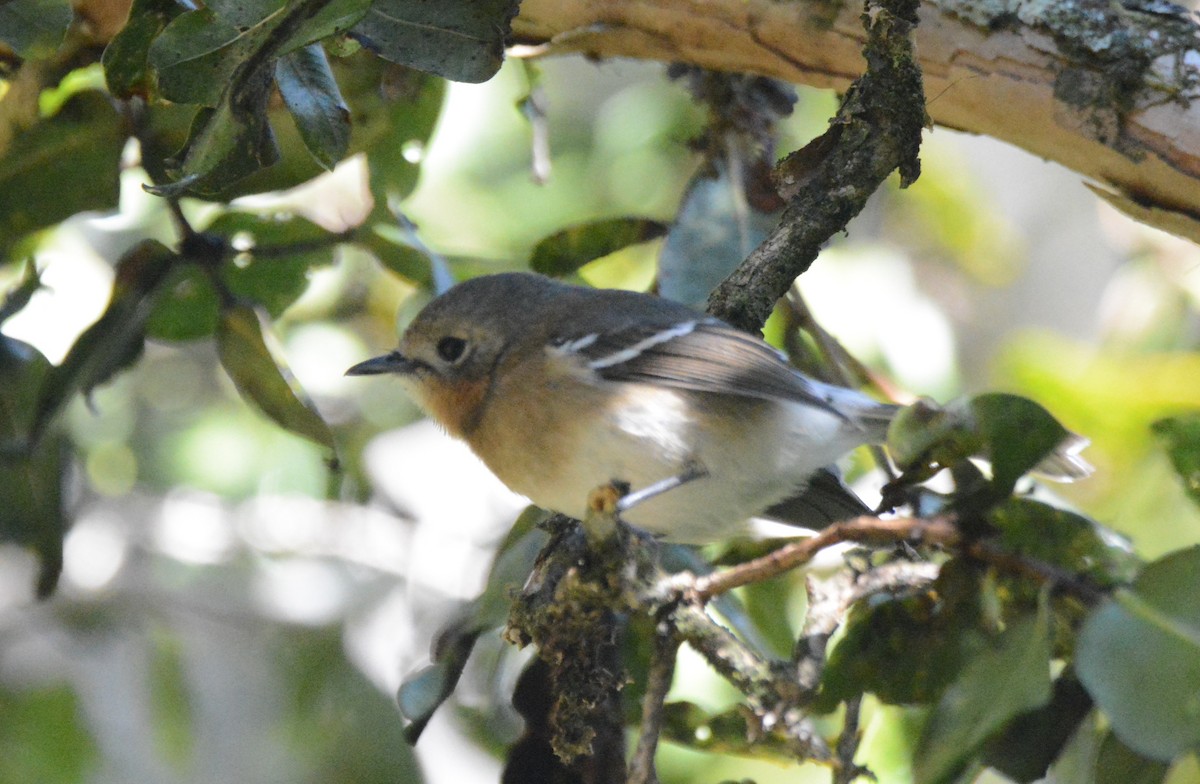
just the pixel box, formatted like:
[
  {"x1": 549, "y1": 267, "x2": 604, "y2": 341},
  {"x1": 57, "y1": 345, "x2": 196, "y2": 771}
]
[{"x1": 512, "y1": 0, "x2": 1200, "y2": 243}]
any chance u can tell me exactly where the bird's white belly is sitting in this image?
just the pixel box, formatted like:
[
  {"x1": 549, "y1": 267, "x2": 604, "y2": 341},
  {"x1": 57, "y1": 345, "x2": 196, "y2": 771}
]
[{"x1": 530, "y1": 385, "x2": 863, "y2": 542}]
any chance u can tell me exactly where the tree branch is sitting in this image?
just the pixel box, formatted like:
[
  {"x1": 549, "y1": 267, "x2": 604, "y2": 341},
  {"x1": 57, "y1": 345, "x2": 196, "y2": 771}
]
[
  {"x1": 513, "y1": 0, "x2": 1200, "y2": 244},
  {"x1": 628, "y1": 625, "x2": 680, "y2": 784},
  {"x1": 703, "y1": 0, "x2": 927, "y2": 330},
  {"x1": 690, "y1": 515, "x2": 960, "y2": 601}
]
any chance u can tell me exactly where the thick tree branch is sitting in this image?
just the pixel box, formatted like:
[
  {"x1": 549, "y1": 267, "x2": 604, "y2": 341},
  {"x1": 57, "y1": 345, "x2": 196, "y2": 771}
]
[
  {"x1": 513, "y1": 0, "x2": 1200, "y2": 244},
  {"x1": 705, "y1": 0, "x2": 928, "y2": 330}
]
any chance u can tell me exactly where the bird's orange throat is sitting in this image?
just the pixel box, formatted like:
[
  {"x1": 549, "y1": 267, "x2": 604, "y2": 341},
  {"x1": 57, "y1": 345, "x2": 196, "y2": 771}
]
[{"x1": 413, "y1": 375, "x2": 491, "y2": 438}]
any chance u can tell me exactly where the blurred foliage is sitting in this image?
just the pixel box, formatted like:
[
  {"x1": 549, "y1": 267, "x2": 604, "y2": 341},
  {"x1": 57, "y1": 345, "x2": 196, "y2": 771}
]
[{"x1": 0, "y1": 1, "x2": 1199, "y2": 783}]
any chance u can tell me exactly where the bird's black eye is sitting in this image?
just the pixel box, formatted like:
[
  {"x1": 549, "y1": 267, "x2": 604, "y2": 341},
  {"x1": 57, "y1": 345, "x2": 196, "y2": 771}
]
[{"x1": 436, "y1": 336, "x2": 468, "y2": 363}]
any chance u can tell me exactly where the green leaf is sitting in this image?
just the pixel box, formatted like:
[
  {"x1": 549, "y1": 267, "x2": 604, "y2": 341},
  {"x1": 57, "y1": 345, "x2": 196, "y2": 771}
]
[
  {"x1": 0, "y1": 335, "x2": 67, "y2": 597},
  {"x1": 0, "y1": 0, "x2": 72, "y2": 59},
  {"x1": 147, "y1": 212, "x2": 340, "y2": 340},
  {"x1": 144, "y1": 265, "x2": 221, "y2": 341},
  {"x1": 1094, "y1": 731, "x2": 1171, "y2": 784},
  {"x1": 658, "y1": 157, "x2": 781, "y2": 308},
  {"x1": 818, "y1": 559, "x2": 983, "y2": 709},
  {"x1": 351, "y1": 0, "x2": 520, "y2": 83},
  {"x1": 886, "y1": 394, "x2": 1074, "y2": 495},
  {"x1": 988, "y1": 498, "x2": 1141, "y2": 588},
  {"x1": 102, "y1": 0, "x2": 187, "y2": 98},
  {"x1": 0, "y1": 685, "x2": 97, "y2": 782},
  {"x1": 146, "y1": 7, "x2": 245, "y2": 106},
  {"x1": 1152, "y1": 413, "x2": 1200, "y2": 508},
  {"x1": 914, "y1": 597, "x2": 1053, "y2": 784},
  {"x1": 216, "y1": 304, "x2": 335, "y2": 450},
  {"x1": 148, "y1": 0, "x2": 371, "y2": 107},
  {"x1": 154, "y1": 77, "x2": 281, "y2": 198},
  {"x1": 145, "y1": 0, "x2": 371, "y2": 196},
  {"x1": 398, "y1": 506, "x2": 549, "y2": 741},
  {"x1": 209, "y1": 211, "x2": 338, "y2": 313},
  {"x1": 972, "y1": 393, "x2": 1073, "y2": 493},
  {"x1": 354, "y1": 225, "x2": 432, "y2": 284},
  {"x1": 529, "y1": 218, "x2": 668, "y2": 277},
  {"x1": 204, "y1": 0, "x2": 286, "y2": 28},
  {"x1": 29, "y1": 240, "x2": 177, "y2": 445},
  {"x1": 0, "y1": 260, "x2": 46, "y2": 326},
  {"x1": 334, "y1": 58, "x2": 445, "y2": 201},
  {"x1": 981, "y1": 674, "x2": 1093, "y2": 783},
  {"x1": 276, "y1": 43, "x2": 350, "y2": 170},
  {"x1": 0, "y1": 92, "x2": 124, "y2": 258},
  {"x1": 1076, "y1": 545, "x2": 1200, "y2": 761}
]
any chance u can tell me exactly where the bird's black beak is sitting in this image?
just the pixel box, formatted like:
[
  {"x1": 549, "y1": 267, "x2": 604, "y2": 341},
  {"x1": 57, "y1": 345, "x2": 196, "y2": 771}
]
[{"x1": 345, "y1": 351, "x2": 415, "y2": 376}]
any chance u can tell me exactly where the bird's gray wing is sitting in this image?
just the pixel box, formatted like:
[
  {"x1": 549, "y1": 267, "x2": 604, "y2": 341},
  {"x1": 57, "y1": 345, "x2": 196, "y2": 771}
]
[{"x1": 554, "y1": 318, "x2": 845, "y2": 416}]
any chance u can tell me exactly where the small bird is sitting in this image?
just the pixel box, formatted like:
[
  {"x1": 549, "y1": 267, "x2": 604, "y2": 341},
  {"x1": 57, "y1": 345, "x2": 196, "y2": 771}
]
[{"x1": 346, "y1": 272, "x2": 899, "y2": 543}]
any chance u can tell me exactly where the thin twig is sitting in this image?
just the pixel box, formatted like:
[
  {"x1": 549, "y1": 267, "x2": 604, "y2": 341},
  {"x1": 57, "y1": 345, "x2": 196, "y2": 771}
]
[
  {"x1": 833, "y1": 696, "x2": 869, "y2": 784},
  {"x1": 965, "y1": 538, "x2": 1106, "y2": 606},
  {"x1": 692, "y1": 516, "x2": 960, "y2": 601},
  {"x1": 628, "y1": 624, "x2": 681, "y2": 784},
  {"x1": 248, "y1": 230, "x2": 355, "y2": 259}
]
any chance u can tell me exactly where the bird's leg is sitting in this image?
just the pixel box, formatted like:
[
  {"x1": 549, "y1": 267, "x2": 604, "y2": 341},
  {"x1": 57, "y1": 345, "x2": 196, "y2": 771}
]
[{"x1": 616, "y1": 461, "x2": 709, "y2": 514}]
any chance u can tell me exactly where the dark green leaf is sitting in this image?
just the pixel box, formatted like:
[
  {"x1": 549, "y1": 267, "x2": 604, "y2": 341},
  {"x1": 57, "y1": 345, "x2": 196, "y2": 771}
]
[
  {"x1": 1076, "y1": 545, "x2": 1200, "y2": 761},
  {"x1": 914, "y1": 597, "x2": 1053, "y2": 784},
  {"x1": 147, "y1": 212, "x2": 340, "y2": 340},
  {"x1": 102, "y1": 0, "x2": 186, "y2": 98},
  {"x1": 148, "y1": 0, "x2": 371, "y2": 106},
  {"x1": 886, "y1": 394, "x2": 1075, "y2": 495},
  {"x1": 144, "y1": 265, "x2": 220, "y2": 341},
  {"x1": 151, "y1": 49, "x2": 444, "y2": 202},
  {"x1": 152, "y1": 72, "x2": 281, "y2": 198},
  {"x1": 818, "y1": 559, "x2": 983, "y2": 709},
  {"x1": 0, "y1": 0, "x2": 72, "y2": 58},
  {"x1": 276, "y1": 43, "x2": 350, "y2": 170},
  {"x1": 355, "y1": 225, "x2": 432, "y2": 284},
  {"x1": 1095, "y1": 731, "x2": 1170, "y2": 784},
  {"x1": 0, "y1": 335, "x2": 66, "y2": 597},
  {"x1": 204, "y1": 0, "x2": 285, "y2": 28},
  {"x1": 971, "y1": 394, "x2": 1072, "y2": 494},
  {"x1": 216, "y1": 304, "x2": 335, "y2": 450},
  {"x1": 981, "y1": 674, "x2": 1093, "y2": 782},
  {"x1": 658, "y1": 158, "x2": 781, "y2": 308},
  {"x1": 0, "y1": 333, "x2": 52, "y2": 453},
  {"x1": 209, "y1": 211, "x2": 338, "y2": 313},
  {"x1": 1152, "y1": 412, "x2": 1200, "y2": 508},
  {"x1": 146, "y1": 0, "x2": 371, "y2": 196},
  {"x1": 351, "y1": 0, "x2": 520, "y2": 83},
  {"x1": 530, "y1": 218, "x2": 668, "y2": 277},
  {"x1": 0, "y1": 685, "x2": 97, "y2": 781},
  {"x1": 333, "y1": 59, "x2": 444, "y2": 202},
  {"x1": 0, "y1": 92, "x2": 124, "y2": 258},
  {"x1": 146, "y1": 7, "x2": 244, "y2": 106},
  {"x1": 988, "y1": 498, "x2": 1140, "y2": 588},
  {"x1": 0, "y1": 260, "x2": 45, "y2": 326},
  {"x1": 29, "y1": 240, "x2": 176, "y2": 445}
]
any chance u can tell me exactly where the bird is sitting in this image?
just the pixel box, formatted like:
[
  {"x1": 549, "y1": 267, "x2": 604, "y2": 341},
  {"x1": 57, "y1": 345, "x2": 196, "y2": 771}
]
[{"x1": 346, "y1": 272, "x2": 900, "y2": 543}]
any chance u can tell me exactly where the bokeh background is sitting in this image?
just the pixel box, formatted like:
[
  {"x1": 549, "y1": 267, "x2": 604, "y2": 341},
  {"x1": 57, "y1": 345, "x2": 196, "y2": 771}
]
[{"x1": 2, "y1": 52, "x2": 1199, "y2": 783}]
